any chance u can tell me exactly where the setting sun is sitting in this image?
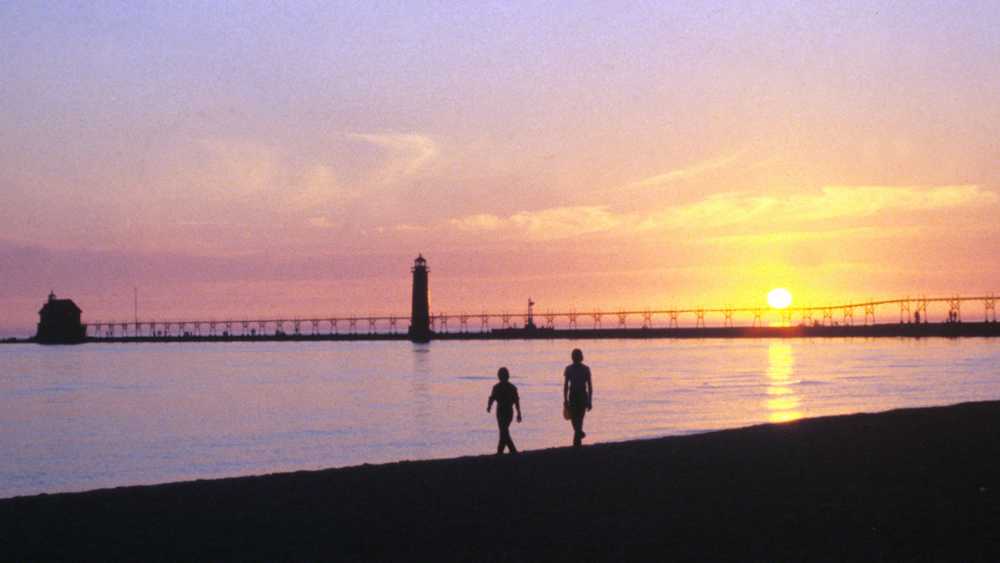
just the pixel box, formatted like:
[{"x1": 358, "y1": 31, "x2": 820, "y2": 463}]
[{"x1": 767, "y1": 288, "x2": 793, "y2": 309}]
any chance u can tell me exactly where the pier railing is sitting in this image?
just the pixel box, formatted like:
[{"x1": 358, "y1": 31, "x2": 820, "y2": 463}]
[{"x1": 85, "y1": 295, "x2": 997, "y2": 339}]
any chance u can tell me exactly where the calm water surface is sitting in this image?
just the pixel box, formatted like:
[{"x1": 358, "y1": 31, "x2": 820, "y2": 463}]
[{"x1": 1, "y1": 338, "x2": 998, "y2": 498}]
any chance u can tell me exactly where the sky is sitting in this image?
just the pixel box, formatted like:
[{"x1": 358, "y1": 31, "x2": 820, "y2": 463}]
[{"x1": 2, "y1": 1, "x2": 999, "y2": 335}]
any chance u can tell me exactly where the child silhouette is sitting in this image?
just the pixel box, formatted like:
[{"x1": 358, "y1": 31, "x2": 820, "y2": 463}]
[{"x1": 487, "y1": 367, "x2": 522, "y2": 454}]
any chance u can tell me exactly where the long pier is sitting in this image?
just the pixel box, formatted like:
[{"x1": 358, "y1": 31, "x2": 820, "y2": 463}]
[
  {"x1": 74, "y1": 294, "x2": 998, "y2": 342},
  {"x1": 73, "y1": 322, "x2": 1000, "y2": 343}
]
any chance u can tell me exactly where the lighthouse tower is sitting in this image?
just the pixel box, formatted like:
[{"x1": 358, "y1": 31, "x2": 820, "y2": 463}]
[{"x1": 408, "y1": 254, "x2": 431, "y2": 342}]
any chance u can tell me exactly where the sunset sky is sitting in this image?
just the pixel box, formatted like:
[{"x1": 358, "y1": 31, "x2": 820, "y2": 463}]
[{"x1": 2, "y1": 2, "x2": 999, "y2": 334}]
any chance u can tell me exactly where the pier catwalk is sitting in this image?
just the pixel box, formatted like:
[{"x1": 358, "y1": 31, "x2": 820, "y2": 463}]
[
  {"x1": 61, "y1": 320, "x2": 1000, "y2": 343},
  {"x1": 3, "y1": 400, "x2": 999, "y2": 561}
]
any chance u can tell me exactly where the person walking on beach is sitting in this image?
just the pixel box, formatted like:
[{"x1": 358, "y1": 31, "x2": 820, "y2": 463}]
[
  {"x1": 487, "y1": 367, "x2": 522, "y2": 454},
  {"x1": 564, "y1": 348, "x2": 593, "y2": 447}
]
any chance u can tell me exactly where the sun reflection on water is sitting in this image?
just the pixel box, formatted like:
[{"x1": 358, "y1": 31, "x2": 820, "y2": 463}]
[{"x1": 765, "y1": 342, "x2": 803, "y2": 423}]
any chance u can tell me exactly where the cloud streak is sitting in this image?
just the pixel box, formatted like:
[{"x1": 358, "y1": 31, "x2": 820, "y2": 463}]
[
  {"x1": 349, "y1": 132, "x2": 439, "y2": 185},
  {"x1": 629, "y1": 151, "x2": 745, "y2": 189},
  {"x1": 444, "y1": 185, "x2": 995, "y2": 242},
  {"x1": 449, "y1": 206, "x2": 623, "y2": 241},
  {"x1": 703, "y1": 226, "x2": 922, "y2": 247},
  {"x1": 175, "y1": 138, "x2": 352, "y2": 213},
  {"x1": 639, "y1": 185, "x2": 996, "y2": 230}
]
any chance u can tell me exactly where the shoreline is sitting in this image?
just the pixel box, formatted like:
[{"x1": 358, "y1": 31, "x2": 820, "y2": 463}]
[{"x1": 3, "y1": 400, "x2": 1000, "y2": 561}]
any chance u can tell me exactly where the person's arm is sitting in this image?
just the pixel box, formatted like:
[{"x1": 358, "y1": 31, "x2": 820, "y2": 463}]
[
  {"x1": 563, "y1": 367, "x2": 570, "y2": 405},
  {"x1": 514, "y1": 387, "x2": 522, "y2": 422},
  {"x1": 487, "y1": 389, "x2": 495, "y2": 413},
  {"x1": 586, "y1": 367, "x2": 593, "y2": 410}
]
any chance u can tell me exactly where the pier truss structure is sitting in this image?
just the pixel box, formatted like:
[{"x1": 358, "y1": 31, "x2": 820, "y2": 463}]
[{"x1": 86, "y1": 294, "x2": 997, "y2": 339}]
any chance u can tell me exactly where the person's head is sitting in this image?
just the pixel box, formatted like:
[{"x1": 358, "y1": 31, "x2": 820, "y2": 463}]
[
  {"x1": 497, "y1": 367, "x2": 510, "y2": 382},
  {"x1": 571, "y1": 348, "x2": 583, "y2": 364}
]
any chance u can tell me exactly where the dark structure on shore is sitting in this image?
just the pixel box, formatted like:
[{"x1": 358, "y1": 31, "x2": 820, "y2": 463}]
[
  {"x1": 35, "y1": 292, "x2": 86, "y2": 344},
  {"x1": 408, "y1": 254, "x2": 432, "y2": 343}
]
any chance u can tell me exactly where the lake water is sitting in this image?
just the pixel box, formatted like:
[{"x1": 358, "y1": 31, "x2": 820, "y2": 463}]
[{"x1": 1, "y1": 338, "x2": 999, "y2": 498}]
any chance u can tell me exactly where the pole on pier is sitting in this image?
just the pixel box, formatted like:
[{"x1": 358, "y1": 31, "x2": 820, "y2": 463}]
[
  {"x1": 843, "y1": 307, "x2": 854, "y2": 326},
  {"x1": 864, "y1": 304, "x2": 876, "y2": 325},
  {"x1": 133, "y1": 287, "x2": 138, "y2": 337},
  {"x1": 948, "y1": 297, "x2": 961, "y2": 323}
]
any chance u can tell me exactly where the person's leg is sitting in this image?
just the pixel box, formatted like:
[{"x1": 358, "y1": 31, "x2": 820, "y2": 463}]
[
  {"x1": 496, "y1": 415, "x2": 506, "y2": 454},
  {"x1": 505, "y1": 425, "x2": 517, "y2": 453},
  {"x1": 571, "y1": 405, "x2": 585, "y2": 446},
  {"x1": 497, "y1": 411, "x2": 513, "y2": 454},
  {"x1": 497, "y1": 412, "x2": 507, "y2": 455},
  {"x1": 499, "y1": 423, "x2": 512, "y2": 453},
  {"x1": 502, "y1": 412, "x2": 517, "y2": 453}
]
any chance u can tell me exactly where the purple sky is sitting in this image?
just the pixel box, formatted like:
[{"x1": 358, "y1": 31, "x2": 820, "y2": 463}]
[{"x1": 2, "y1": 1, "x2": 999, "y2": 335}]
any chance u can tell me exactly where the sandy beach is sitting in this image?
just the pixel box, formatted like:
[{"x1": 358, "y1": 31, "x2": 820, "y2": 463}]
[{"x1": 3, "y1": 400, "x2": 999, "y2": 561}]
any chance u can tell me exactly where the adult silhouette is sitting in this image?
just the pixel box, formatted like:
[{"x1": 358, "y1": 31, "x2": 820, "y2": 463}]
[
  {"x1": 487, "y1": 367, "x2": 522, "y2": 454},
  {"x1": 563, "y1": 348, "x2": 592, "y2": 446}
]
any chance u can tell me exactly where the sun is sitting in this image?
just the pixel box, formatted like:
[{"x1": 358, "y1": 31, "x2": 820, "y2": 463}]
[{"x1": 767, "y1": 288, "x2": 793, "y2": 309}]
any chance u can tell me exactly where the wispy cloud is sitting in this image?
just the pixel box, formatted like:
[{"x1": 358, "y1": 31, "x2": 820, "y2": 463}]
[
  {"x1": 349, "y1": 132, "x2": 438, "y2": 184},
  {"x1": 186, "y1": 138, "x2": 351, "y2": 211},
  {"x1": 639, "y1": 185, "x2": 995, "y2": 230},
  {"x1": 449, "y1": 213, "x2": 504, "y2": 232},
  {"x1": 288, "y1": 164, "x2": 350, "y2": 210},
  {"x1": 393, "y1": 223, "x2": 427, "y2": 233},
  {"x1": 195, "y1": 138, "x2": 281, "y2": 195},
  {"x1": 443, "y1": 184, "x2": 995, "y2": 242},
  {"x1": 583, "y1": 150, "x2": 745, "y2": 202},
  {"x1": 703, "y1": 226, "x2": 922, "y2": 247},
  {"x1": 449, "y1": 206, "x2": 623, "y2": 241},
  {"x1": 628, "y1": 151, "x2": 745, "y2": 190},
  {"x1": 307, "y1": 216, "x2": 337, "y2": 229}
]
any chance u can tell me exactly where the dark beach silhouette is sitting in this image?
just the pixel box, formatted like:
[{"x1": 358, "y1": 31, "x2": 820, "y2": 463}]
[
  {"x1": 487, "y1": 366, "x2": 521, "y2": 454},
  {"x1": 4, "y1": 401, "x2": 1000, "y2": 561}
]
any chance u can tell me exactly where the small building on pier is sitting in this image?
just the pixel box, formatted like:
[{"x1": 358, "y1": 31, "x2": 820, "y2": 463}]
[{"x1": 35, "y1": 292, "x2": 86, "y2": 344}]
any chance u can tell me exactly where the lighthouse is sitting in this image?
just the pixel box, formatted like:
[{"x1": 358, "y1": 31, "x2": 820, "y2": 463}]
[{"x1": 408, "y1": 254, "x2": 431, "y2": 342}]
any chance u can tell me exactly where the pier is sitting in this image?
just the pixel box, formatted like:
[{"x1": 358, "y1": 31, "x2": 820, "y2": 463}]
[
  {"x1": 9, "y1": 256, "x2": 998, "y2": 344},
  {"x1": 80, "y1": 294, "x2": 999, "y2": 342}
]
